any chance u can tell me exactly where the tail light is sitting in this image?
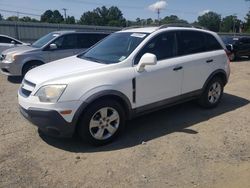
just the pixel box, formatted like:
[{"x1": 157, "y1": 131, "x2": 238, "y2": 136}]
[{"x1": 225, "y1": 49, "x2": 231, "y2": 63}]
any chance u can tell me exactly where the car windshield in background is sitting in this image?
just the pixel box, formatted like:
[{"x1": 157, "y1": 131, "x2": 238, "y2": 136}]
[
  {"x1": 79, "y1": 32, "x2": 149, "y2": 64},
  {"x1": 220, "y1": 36, "x2": 239, "y2": 45},
  {"x1": 32, "y1": 33, "x2": 60, "y2": 48}
]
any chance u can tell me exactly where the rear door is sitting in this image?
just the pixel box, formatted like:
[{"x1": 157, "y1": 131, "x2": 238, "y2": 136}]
[{"x1": 178, "y1": 31, "x2": 224, "y2": 94}]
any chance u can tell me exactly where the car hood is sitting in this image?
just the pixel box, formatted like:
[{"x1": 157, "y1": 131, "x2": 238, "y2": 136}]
[
  {"x1": 25, "y1": 56, "x2": 107, "y2": 84},
  {"x1": 2, "y1": 45, "x2": 39, "y2": 55}
]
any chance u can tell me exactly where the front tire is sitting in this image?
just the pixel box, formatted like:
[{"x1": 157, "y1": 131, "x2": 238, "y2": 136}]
[
  {"x1": 22, "y1": 62, "x2": 43, "y2": 76},
  {"x1": 199, "y1": 77, "x2": 224, "y2": 108},
  {"x1": 77, "y1": 99, "x2": 126, "y2": 145}
]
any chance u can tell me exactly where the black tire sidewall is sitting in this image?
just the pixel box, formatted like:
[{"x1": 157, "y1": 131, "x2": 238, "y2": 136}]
[
  {"x1": 77, "y1": 99, "x2": 126, "y2": 145},
  {"x1": 199, "y1": 77, "x2": 224, "y2": 108}
]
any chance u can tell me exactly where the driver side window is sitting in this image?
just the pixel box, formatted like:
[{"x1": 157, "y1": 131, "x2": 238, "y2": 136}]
[
  {"x1": 134, "y1": 32, "x2": 176, "y2": 65},
  {"x1": 52, "y1": 34, "x2": 78, "y2": 50}
]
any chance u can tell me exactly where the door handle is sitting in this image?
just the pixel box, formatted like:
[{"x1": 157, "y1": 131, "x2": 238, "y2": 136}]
[
  {"x1": 206, "y1": 59, "x2": 214, "y2": 63},
  {"x1": 173, "y1": 66, "x2": 183, "y2": 71}
]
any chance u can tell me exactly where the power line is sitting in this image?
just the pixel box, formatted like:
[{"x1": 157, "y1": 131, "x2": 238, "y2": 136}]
[{"x1": 0, "y1": 9, "x2": 41, "y2": 17}]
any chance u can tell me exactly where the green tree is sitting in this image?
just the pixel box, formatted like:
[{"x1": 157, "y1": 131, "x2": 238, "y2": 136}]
[
  {"x1": 161, "y1": 15, "x2": 188, "y2": 24},
  {"x1": 220, "y1": 15, "x2": 241, "y2": 32},
  {"x1": 41, "y1": 10, "x2": 64, "y2": 23},
  {"x1": 18, "y1": 16, "x2": 38, "y2": 22},
  {"x1": 79, "y1": 6, "x2": 126, "y2": 27},
  {"x1": 197, "y1": 11, "x2": 221, "y2": 32},
  {"x1": 245, "y1": 10, "x2": 250, "y2": 32},
  {"x1": 6, "y1": 16, "x2": 19, "y2": 21},
  {"x1": 79, "y1": 11, "x2": 101, "y2": 25},
  {"x1": 65, "y1": 16, "x2": 76, "y2": 24}
]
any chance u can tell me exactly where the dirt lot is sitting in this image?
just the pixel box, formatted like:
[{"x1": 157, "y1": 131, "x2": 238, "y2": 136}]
[{"x1": 0, "y1": 60, "x2": 249, "y2": 188}]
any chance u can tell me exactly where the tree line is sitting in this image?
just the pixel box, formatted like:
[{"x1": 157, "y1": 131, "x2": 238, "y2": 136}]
[{"x1": 0, "y1": 6, "x2": 250, "y2": 33}]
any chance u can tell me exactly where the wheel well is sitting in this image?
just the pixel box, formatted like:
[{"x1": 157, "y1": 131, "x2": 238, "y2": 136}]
[
  {"x1": 22, "y1": 60, "x2": 44, "y2": 74},
  {"x1": 213, "y1": 72, "x2": 227, "y2": 86},
  {"x1": 80, "y1": 95, "x2": 131, "y2": 121}
]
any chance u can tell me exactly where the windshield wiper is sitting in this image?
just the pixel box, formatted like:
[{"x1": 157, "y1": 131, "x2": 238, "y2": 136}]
[{"x1": 81, "y1": 56, "x2": 104, "y2": 64}]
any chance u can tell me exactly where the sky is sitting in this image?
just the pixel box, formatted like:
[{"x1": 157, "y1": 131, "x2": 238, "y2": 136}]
[{"x1": 0, "y1": 0, "x2": 249, "y2": 22}]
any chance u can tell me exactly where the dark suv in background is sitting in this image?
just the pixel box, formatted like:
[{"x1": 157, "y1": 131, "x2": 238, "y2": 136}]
[{"x1": 220, "y1": 35, "x2": 250, "y2": 61}]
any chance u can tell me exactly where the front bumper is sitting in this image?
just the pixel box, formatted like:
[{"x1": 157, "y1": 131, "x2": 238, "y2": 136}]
[
  {"x1": 20, "y1": 106, "x2": 76, "y2": 137},
  {"x1": 0, "y1": 60, "x2": 21, "y2": 76}
]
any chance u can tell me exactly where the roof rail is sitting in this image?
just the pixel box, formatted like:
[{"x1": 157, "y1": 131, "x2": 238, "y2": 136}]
[
  {"x1": 122, "y1": 26, "x2": 144, "y2": 31},
  {"x1": 158, "y1": 23, "x2": 206, "y2": 30}
]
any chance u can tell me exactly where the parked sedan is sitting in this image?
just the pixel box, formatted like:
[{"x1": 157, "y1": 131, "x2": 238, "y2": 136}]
[
  {"x1": 0, "y1": 34, "x2": 28, "y2": 54},
  {"x1": 220, "y1": 35, "x2": 250, "y2": 61}
]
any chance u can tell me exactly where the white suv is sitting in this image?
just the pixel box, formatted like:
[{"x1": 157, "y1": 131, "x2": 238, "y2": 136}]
[{"x1": 18, "y1": 25, "x2": 230, "y2": 145}]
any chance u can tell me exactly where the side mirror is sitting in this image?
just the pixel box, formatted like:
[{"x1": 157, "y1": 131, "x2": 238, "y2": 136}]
[
  {"x1": 49, "y1": 43, "x2": 57, "y2": 50},
  {"x1": 226, "y1": 44, "x2": 233, "y2": 51},
  {"x1": 11, "y1": 40, "x2": 16, "y2": 45},
  {"x1": 137, "y1": 53, "x2": 157, "y2": 72}
]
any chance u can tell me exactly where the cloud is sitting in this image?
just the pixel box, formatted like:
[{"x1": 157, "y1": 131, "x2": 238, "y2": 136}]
[
  {"x1": 148, "y1": 1, "x2": 167, "y2": 12},
  {"x1": 199, "y1": 9, "x2": 210, "y2": 16}
]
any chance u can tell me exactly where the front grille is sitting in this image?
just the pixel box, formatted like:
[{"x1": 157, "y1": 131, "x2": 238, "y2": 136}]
[
  {"x1": 20, "y1": 79, "x2": 36, "y2": 98},
  {"x1": 21, "y1": 88, "x2": 32, "y2": 97}
]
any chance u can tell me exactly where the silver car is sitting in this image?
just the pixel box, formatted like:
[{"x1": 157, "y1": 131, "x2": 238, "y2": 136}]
[
  {"x1": 0, "y1": 34, "x2": 28, "y2": 54},
  {"x1": 0, "y1": 31, "x2": 109, "y2": 76}
]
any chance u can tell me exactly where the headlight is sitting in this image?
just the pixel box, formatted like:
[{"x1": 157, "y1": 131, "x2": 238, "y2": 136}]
[
  {"x1": 35, "y1": 85, "x2": 67, "y2": 103},
  {"x1": 5, "y1": 54, "x2": 16, "y2": 63}
]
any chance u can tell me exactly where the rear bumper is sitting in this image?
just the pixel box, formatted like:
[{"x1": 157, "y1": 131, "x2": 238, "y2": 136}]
[{"x1": 20, "y1": 106, "x2": 75, "y2": 137}]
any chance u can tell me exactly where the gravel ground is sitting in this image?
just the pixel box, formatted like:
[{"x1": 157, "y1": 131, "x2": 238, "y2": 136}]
[{"x1": 0, "y1": 60, "x2": 249, "y2": 188}]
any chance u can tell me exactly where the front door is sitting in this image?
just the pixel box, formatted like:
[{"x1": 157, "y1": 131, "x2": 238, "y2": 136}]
[
  {"x1": 47, "y1": 34, "x2": 78, "y2": 62},
  {"x1": 135, "y1": 31, "x2": 183, "y2": 108}
]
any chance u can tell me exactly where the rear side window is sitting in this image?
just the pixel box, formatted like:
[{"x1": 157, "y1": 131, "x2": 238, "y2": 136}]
[
  {"x1": 177, "y1": 31, "x2": 206, "y2": 56},
  {"x1": 78, "y1": 34, "x2": 108, "y2": 48},
  {"x1": 240, "y1": 37, "x2": 250, "y2": 44},
  {"x1": 205, "y1": 34, "x2": 222, "y2": 51},
  {"x1": 134, "y1": 32, "x2": 176, "y2": 64}
]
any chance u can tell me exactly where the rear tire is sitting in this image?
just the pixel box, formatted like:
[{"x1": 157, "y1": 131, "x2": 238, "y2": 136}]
[
  {"x1": 77, "y1": 99, "x2": 126, "y2": 146},
  {"x1": 198, "y1": 77, "x2": 224, "y2": 108}
]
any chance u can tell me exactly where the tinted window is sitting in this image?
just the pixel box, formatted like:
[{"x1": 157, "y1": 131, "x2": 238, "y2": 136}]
[
  {"x1": 206, "y1": 34, "x2": 222, "y2": 51},
  {"x1": 77, "y1": 33, "x2": 107, "y2": 48},
  {"x1": 177, "y1": 31, "x2": 206, "y2": 56},
  {"x1": 0, "y1": 36, "x2": 13, "y2": 44},
  {"x1": 134, "y1": 32, "x2": 176, "y2": 64},
  {"x1": 53, "y1": 34, "x2": 78, "y2": 50},
  {"x1": 240, "y1": 37, "x2": 250, "y2": 44}
]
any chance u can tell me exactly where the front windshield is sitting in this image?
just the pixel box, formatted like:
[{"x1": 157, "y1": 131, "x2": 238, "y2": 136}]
[
  {"x1": 79, "y1": 32, "x2": 149, "y2": 64},
  {"x1": 32, "y1": 33, "x2": 60, "y2": 48}
]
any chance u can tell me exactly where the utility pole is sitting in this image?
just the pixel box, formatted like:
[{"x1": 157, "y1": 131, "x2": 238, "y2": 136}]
[{"x1": 62, "y1": 8, "x2": 67, "y2": 20}]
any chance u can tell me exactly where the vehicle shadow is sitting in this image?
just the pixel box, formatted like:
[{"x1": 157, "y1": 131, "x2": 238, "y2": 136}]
[
  {"x1": 7, "y1": 76, "x2": 23, "y2": 84},
  {"x1": 39, "y1": 93, "x2": 249, "y2": 153}
]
